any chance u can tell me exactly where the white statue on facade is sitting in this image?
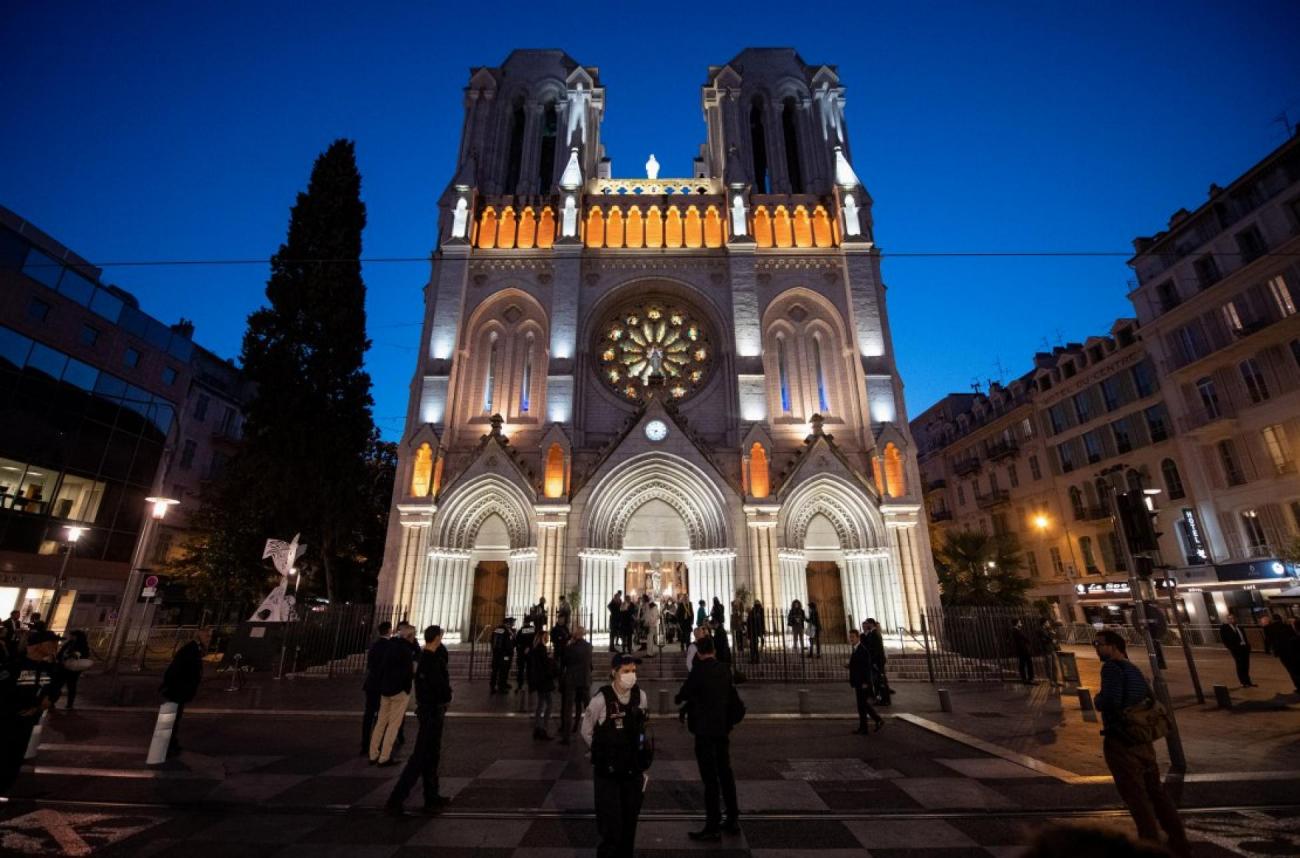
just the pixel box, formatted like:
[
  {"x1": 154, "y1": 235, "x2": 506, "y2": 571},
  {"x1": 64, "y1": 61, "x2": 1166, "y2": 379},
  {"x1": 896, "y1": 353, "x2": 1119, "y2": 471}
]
[
  {"x1": 451, "y1": 196, "x2": 469, "y2": 238},
  {"x1": 645, "y1": 154, "x2": 660, "y2": 180},
  {"x1": 730, "y1": 194, "x2": 747, "y2": 237},
  {"x1": 249, "y1": 533, "x2": 306, "y2": 622},
  {"x1": 566, "y1": 83, "x2": 591, "y2": 147},
  {"x1": 842, "y1": 193, "x2": 862, "y2": 237},
  {"x1": 561, "y1": 194, "x2": 578, "y2": 238},
  {"x1": 815, "y1": 81, "x2": 846, "y2": 145}
]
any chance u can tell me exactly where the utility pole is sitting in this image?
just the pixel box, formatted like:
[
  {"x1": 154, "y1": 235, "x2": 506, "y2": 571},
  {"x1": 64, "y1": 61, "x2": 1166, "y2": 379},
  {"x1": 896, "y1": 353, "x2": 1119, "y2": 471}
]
[{"x1": 1100, "y1": 466, "x2": 1187, "y2": 774}]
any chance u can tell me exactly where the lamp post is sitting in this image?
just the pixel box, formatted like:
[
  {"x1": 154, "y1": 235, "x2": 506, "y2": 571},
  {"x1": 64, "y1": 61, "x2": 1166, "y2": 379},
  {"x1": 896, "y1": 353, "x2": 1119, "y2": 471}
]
[
  {"x1": 105, "y1": 496, "x2": 179, "y2": 674},
  {"x1": 46, "y1": 525, "x2": 86, "y2": 632}
]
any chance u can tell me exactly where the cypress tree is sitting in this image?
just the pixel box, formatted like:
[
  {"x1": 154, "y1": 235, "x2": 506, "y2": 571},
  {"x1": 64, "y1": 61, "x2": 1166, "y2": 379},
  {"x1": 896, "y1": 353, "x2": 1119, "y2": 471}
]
[{"x1": 236, "y1": 138, "x2": 374, "y2": 601}]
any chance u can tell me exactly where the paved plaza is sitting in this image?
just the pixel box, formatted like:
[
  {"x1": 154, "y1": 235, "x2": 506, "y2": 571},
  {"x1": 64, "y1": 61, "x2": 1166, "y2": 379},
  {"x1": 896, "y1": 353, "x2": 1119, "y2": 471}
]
[{"x1": 3, "y1": 646, "x2": 1298, "y2": 856}]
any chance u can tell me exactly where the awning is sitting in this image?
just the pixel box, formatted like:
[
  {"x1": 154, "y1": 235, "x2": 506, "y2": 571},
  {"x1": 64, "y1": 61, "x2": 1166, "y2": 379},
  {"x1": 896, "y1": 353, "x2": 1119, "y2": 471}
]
[{"x1": 1267, "y1": 586, "x2": 1300, "y2": 606}]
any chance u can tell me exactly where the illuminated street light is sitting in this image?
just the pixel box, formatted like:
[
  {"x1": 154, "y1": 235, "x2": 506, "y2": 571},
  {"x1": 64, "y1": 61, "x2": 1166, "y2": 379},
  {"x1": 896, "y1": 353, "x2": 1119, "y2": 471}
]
[
  {"x1": 107, "y1": 495, "x2": 181, "y2": 672},
  {"x1": 1033, "y1": 514, "x2": 1050, "y2": 531},
  {"x1": 47, "y1": 525, "x2": 88, "y2": 631}
]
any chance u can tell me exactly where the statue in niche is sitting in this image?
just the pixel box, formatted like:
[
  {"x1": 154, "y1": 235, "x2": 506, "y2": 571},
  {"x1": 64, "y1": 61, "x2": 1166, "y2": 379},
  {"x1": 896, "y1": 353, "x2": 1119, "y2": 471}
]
[
  {"x1": 645, "y1": 154, "x2": 660, "y2": 180},
  {"x1": 451, "y1": 197, "x2": 469, "y2": 238},
  {"x1": 566, "y1": 83, "x2": 591, "y2": 147},
  {"x1": 842, "y1": 193, "x2": 861, "y2": 237},
  {"x1": 730, "y1": 194, "x2": 747, "y2": 237},
  {"x1": 561, "y1": 193, "x2": 578, "y2": 237}
]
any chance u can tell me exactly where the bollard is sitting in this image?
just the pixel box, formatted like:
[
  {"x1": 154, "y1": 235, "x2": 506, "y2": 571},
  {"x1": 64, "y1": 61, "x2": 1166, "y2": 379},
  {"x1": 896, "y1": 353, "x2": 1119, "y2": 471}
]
[
  {"x1": 146, "y1": 702, "x2": 179, "y2": 766},
  {"x1": 1213, "y1": 684, "x2": 1233, "y2": 709},
  {"x1": 658, "y1": 688, "x2": 670, "y2": 716},
  {"x1": 24, "y1": 710, "x2": 49, "y2": 760},
  {"x1": 798, "y1": 688, "x2": 811, "y2": 715},
  {"x1": 938, "y1": 688, "x2": 952, "y2": 713}
]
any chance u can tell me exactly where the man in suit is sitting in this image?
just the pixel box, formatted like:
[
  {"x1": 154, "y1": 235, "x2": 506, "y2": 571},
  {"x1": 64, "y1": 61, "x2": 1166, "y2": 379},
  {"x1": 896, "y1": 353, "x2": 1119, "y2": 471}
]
[
  {"x1": 863, "y1": 618, "x2": 890, "y2": 705},
  {"x1": 848, "y1": 629, "x2": 884, "y2": 734},
  {"x1": 1219, "y1": 614, "x2": 1254, "y2": 687},
  {"x1": 675, "y1": 637, "x2": 740, "y2": 841},
  {"x1": 559, "y1": 625, "x2": 593, "y2": 744}
]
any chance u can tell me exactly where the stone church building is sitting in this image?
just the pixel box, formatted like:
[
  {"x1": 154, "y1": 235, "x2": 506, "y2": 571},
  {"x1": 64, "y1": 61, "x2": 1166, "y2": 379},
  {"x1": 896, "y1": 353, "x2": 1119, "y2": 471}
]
[{"x1": 378, "y1": 48, "x2": 938, "y2": 642}]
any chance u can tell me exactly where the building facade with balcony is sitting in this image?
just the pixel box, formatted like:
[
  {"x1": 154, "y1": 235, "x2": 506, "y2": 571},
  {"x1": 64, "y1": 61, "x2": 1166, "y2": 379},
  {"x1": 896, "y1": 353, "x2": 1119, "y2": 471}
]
[
  {"x1": 0, "y1": 205, "x2": 244, "y2": 631},
  {"x1": 379, "y1": 49, "x2": 939, "y2": 642},
  {"x1": 913, "y1": 320, "x2": 1202, "y2": 623},
  {"x1": 1127, "y1": 129, "x2": 1300, "y2": 623}
]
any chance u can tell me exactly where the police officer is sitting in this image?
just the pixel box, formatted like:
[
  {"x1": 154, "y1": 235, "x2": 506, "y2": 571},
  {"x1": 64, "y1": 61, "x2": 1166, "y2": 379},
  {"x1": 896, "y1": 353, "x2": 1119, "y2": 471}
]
[
  {"x1": 489, "y1": 617, "x2": 516, "y2": 694},
  {"x1": 2, "y1": 629, "x2": 63, "y2": 795},
  {"x1": 514, "y1": 618, "x2": 537, "y2": 692},
  {"x1": 581, "y1": 654, "x2": 651, "y2": 858}
]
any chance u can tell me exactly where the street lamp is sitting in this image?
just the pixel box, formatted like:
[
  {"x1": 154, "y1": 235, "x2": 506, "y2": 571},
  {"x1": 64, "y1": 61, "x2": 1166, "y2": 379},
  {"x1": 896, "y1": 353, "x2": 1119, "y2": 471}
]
[
  {"x1": 46, "y1": 525, "x2": 86, "y2": 632},
  {"x1": 1033, "y1": 514, "x2": 1050, "y2": 532},
  {"x1": 105, "y1": 495, "x2": 179, "y2": 673}
]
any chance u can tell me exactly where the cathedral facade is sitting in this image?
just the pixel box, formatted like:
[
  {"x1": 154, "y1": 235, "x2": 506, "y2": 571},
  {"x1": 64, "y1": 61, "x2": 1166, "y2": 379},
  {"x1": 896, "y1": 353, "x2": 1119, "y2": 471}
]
[{"x1": 378, "y1": 49, "x2": 938, "y2": 642}]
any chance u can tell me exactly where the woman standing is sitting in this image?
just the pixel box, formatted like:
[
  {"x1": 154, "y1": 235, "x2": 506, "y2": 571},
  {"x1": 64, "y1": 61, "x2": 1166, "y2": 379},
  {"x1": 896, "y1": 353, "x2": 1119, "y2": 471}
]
[
  {"x1": 788, "y1": 600, "x2": 807, "y2": 656},
  {"x1": 806, "y1": 602, "x2": 822, "y2": 658}
]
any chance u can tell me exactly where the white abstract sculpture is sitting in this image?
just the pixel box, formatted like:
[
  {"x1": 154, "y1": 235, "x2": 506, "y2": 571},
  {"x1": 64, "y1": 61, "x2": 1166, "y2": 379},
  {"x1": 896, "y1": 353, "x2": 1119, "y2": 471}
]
[
  {"x1": 816, "y1": 81, "x2": 846, "y2": 145},
  {"x1": 645, "y1": 154, "x2": 660, "y2": 180},
  {"x1": 249, "y1": 533, "x2": 306, "y2": 622}
]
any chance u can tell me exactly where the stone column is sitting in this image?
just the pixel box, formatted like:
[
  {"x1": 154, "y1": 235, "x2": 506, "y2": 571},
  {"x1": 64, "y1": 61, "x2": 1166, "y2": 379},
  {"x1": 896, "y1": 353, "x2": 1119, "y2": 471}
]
[
  {"x1": 743, "y1": 504, "x2": 780, "y2": 606},
  {"x1": 580, "y1": 549, "x2": 622, "y2": 634},
  {"x1": 534, "y1": 504, "x2": 571, "y2": 617},
  {"x1": 424, "y1": 549, "x2": 473, "y2": 641},
  {"x1": 690, "y1": 549, "x2": 736, "y2": 610},
  {"x1": 506, "y1": 549, "x2": 539, "y2": 622},
  {"x1": 777, "y1": 550, "x2": 808, "y2": 611}
]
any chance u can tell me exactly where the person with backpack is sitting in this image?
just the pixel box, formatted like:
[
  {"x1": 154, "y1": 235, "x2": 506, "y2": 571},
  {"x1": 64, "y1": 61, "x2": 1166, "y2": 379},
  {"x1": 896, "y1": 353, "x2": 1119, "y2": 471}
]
[
  {"x1": 675, "y1": 636, "x2": 741, "y2": 841},
  {"x1": 581, "y1": 653, "x2": 651, "y2": 858},
  {"x1": 1093, "y1": 630, "x2": 1188, "y2": 857}
]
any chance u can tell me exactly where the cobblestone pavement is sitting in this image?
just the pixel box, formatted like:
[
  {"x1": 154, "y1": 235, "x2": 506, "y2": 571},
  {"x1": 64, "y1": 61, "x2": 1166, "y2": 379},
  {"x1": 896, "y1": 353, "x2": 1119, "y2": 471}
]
[{"x1": 5, "y1": 708, "x2": 1299, "y2": 856}]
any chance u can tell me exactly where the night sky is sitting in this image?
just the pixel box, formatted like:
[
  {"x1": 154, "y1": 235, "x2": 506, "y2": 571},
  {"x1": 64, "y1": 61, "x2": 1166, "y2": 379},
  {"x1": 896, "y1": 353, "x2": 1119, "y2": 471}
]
[{"x1": 3, "y1": 2, "x2": 1298, "y2": 439}]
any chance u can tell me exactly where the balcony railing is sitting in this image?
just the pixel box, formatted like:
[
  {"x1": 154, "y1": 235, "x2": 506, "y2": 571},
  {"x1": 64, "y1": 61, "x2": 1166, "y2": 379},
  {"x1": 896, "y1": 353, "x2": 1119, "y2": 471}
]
[
  {"x1": 986, "y1": 439, "x2": 1019, "y2": 461},
  {"x1": 953, "y1": 457, "x2": 981, "y2": 476},
  {"x1": 975, "y1": 489, "x2": 1011, "y2": 509}
]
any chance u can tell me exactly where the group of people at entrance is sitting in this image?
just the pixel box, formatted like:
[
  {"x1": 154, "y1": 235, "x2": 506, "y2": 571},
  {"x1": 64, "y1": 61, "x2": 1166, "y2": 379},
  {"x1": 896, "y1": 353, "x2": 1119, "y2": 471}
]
[{"x1": 487, "y1": 599, "x2": 593, "y2": 743}]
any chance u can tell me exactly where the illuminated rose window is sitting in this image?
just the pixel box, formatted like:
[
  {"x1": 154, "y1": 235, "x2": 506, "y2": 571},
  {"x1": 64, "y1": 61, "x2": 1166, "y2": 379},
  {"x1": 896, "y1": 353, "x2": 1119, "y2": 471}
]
[{"x1": 596, "y1": 300, "x2": 713, "y2": 402}]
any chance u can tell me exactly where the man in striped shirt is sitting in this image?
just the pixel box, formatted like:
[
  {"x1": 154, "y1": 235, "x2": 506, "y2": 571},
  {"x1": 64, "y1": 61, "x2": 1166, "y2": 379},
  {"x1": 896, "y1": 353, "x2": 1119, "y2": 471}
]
[{"x1": 1093, "y1": 630, "x2": 1189, "y2": 857}]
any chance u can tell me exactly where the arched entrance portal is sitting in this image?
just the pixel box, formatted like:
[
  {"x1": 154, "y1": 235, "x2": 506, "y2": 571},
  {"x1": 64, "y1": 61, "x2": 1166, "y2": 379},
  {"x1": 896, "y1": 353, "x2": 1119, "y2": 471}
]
[
  {"x1": 580, "y1": 452, "x2": 735, "y2": 635},
  {"x1": 468, "y1": 514, "x2": 510, "y2": 639},
  {"x1": 803, "y1": 514, "x2": 847, "y2": 642}
]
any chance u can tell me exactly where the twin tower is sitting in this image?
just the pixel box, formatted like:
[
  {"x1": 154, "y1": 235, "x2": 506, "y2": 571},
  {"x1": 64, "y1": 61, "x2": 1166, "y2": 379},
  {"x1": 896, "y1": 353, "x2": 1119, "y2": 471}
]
[{"x1": 379, "y1": 49, "x2": 938, "y2": 643}]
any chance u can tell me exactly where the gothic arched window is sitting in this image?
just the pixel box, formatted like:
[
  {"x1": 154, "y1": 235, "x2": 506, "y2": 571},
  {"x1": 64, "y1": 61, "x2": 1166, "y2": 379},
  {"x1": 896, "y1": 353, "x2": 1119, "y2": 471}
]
[
  {"x1": 749, "y1": 442, "x2": 770, "y2": 499},
  {"x1": 483, "y1": 332, "x2": 499, "y2": 414},
  {"x1": 504, "y1": 98, "x2": 526, "y2": 193},
  {"x1": 777, "y1": 336, "x2": 791, "y2": 414},
  {"x1": 749, "y1": 97, "x2": 770, "y2": 193},
  {"x1": 520, "y1": 333, "x2": 534, "y2": 414},
  {"x1": 411, "y1": 442, "x2": 433, "y2": 497},
  {"x1": 782, "y1": 97, "x2": 803, "y2": 193},
  {"x1": 544, "y1": 443, "x2": 565, "y2": 498},
  {"x1": 538, "y1": 101, "x2": 558, "y2": 191},
  {"x1": 884, "y1": 443, "x2": 905, "y2": 498},
  {"x1": 813, "y1": 335, "x2": 829, "y2": 413}
]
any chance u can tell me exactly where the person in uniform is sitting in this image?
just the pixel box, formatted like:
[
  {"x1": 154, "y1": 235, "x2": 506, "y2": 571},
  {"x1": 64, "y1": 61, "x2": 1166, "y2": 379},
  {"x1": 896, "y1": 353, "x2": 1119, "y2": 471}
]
[
  {"x1": 489, "y1": 617, "x2": 515, "y2": 694},
  {"x1": 581, "y1": 653, "x2": 651, "y2": 858},
  {"x1": 515, "y1": 618, "x2": 537, "y2": 692}
]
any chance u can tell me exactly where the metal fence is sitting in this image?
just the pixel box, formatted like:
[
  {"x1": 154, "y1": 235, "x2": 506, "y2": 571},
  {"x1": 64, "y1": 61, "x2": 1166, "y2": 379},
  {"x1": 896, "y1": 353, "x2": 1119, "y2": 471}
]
[{"x1": 276, "y1": 603, "x2": 409, "y2": 677}]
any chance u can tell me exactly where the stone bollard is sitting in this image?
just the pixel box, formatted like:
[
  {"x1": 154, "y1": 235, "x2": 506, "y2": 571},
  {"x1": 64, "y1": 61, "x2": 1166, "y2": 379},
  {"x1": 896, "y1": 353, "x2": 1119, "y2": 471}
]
[
  {"x1": 24, "y1": 710, "x2": 49, "y2": 760},
  {"x1": 1213, "y1": 684, "x2": 1232, "y2": 709},
  {"x1": 658, "y1": 688, "x2": 670, "y2": 715},
  {"x1": 146, "y1": 702, "x2": 180, "y2": 766},
  {"x1": 938, "y1": 688, "x2": 953, "y2": 713},
  {"x1": 1077, "y1": 687, "x2": 1097, "y2": 722},
  {"x1": 798, "y1": 688, "x2": 811, "y2": 715}
]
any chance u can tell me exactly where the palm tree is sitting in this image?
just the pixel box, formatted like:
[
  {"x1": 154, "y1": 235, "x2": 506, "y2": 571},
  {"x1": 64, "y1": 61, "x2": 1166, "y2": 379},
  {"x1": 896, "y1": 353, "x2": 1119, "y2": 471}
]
[{"x1": 934, "y1": 530, "x2": 1031, "y2": 607}]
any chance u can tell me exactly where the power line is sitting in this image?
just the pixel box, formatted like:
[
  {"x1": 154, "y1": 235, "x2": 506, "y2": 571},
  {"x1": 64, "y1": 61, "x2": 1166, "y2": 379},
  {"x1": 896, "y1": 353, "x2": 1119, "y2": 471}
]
[{"x1": 25, "y1": 249, "x2": 1300, "y2": 269}]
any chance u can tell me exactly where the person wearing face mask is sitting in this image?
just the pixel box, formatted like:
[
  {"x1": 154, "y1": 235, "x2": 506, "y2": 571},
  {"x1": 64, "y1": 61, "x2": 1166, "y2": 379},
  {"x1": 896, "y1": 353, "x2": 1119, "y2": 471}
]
[{"x1": 582, "y1": 653, "x2": 651, "y2": 858}]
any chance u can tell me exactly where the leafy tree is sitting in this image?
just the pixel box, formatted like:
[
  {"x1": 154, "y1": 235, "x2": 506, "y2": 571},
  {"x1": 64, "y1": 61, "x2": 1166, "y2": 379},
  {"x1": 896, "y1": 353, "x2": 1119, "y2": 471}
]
[{"x1": 933, "y1": 529, "x2": 1032, "y2": 607}]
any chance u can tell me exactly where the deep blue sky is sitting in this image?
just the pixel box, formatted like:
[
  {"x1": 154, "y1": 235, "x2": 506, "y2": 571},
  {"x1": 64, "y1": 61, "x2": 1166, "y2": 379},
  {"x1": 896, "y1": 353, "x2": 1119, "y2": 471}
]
[{"x1": 3, "y1": 2, "x2": 1298, "y2": 438}]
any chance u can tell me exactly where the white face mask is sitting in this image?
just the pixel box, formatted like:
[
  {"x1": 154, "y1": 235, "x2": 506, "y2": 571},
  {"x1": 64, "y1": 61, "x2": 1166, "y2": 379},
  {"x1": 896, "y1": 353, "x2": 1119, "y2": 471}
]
[{"x1": 616, "y1": 671, "x2": 637, "y2": 691}]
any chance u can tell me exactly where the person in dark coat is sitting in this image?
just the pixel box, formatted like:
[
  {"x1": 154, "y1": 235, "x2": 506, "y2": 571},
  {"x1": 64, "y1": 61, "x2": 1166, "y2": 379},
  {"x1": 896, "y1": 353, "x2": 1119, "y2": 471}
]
[
  {"x1": 748, "y1": 601, "x2": 766, "y2": 661},
  {"x1": 160, "y1": 627, "x2": 210, "y2": 754},
  {"x1": 1218, "y1": 615, "x2": 1254, "y2": 687},
  {"x1": 807, "y1": 601, "x2": 822, "y2": 658},
  {"x1": 848, "y1": 629, "x2": 884, "y2": 734},
  {"x1": 370, "y1": 624, "x2": 417, "y2": 765},
  {"x1": 362, "y1": 621, "x2": 392, "y2": 753},
  {"x1": 489, "y1": 617, "x2": 515, "y2": 694},
  {"x1": 386, "y1": 625, "x2": 452, "y2": 815},
  {"x1": 608, "y1": 592, "x2": 624, "y2": 652},
  {"x1": 710, "y1": 597, "x2": 725, "y2": 628},
  {"x1": 1, "y1": 629, "x2": 63, "y2": 795},
  {"x1": 56, "y1": 630, "x2": 91, "y2": 710},
  {"x1": 1012, "y1": 620, "x2": 1035, "y2": 684},
  {"x1": 560, "y1": 625, "x2": 594, "y2": 744},
  {"x1": 1261, "y1": 613, "x2": 1300, "y2": 692},
  {"x1": 675, "y1": 636, "x2": 740, "y2": 840},
  {"x1": 710, "y1": 619, "x2": 731, "y2": 665},
  {"x1": 676, "y1": 601, "x2": 692, "y2": 651},
  {"x1": 514, "y1": 620, "x2": 537, "y2": 692},
  {"x1": 528, "y1": 630, "x2": 557, "y2": 740},
  {"x1": 863, "y1": 618, "x2": 890, "y2": 704}
]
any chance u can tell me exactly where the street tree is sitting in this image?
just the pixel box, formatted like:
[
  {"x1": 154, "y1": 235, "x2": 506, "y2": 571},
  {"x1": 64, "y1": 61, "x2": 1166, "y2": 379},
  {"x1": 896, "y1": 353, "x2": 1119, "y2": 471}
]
[{"x1": 933, "y1": 529, "x2": 1031, "y2": 607}]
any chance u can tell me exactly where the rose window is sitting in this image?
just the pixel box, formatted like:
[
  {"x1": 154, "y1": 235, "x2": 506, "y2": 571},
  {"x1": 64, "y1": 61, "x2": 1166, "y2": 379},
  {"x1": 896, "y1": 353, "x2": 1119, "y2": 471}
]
[{"x1": 596, "y1": 300, "x2": 713, "y2": 402}]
